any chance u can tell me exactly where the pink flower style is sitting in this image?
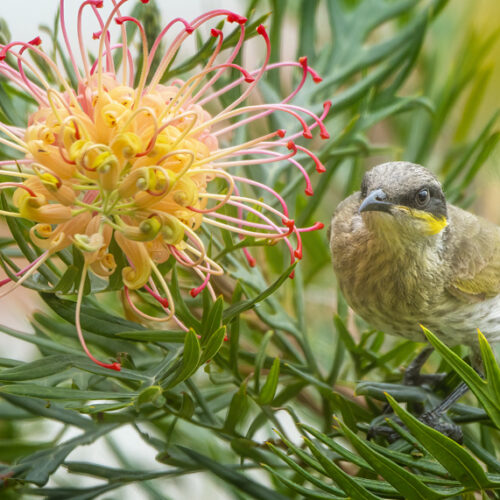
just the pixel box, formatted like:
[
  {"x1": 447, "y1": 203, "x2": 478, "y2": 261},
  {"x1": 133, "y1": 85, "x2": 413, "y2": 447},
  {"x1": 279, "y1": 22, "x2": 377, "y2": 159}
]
[{"x1": 0, "y1": 0, "x2": 329, "y2": 371}]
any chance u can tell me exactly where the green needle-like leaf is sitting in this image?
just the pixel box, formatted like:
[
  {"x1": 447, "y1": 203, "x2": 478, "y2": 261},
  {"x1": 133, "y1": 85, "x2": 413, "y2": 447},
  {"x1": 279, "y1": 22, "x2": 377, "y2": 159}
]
[
  {"x1": 304, "y1": 437, "x2": 382, "y2": 500},
  {"x1": 164, "y1": 330, "x2": 201, "y2": 389},
  {"x1": 335, "y1": 418, "x2": 448, "y2": 500},
  {"x1": 258, "y1": 356, "x2": 280, "y2": 405},
  {"x1": 178, "y1": 445, "x2": 289, "y2": 500},
  {"x1": 386, "y1": 393, "x2": 493, "y2": 489},
  {"x1": 422, "y1": 327, "x2": 500, "y2": 428}
]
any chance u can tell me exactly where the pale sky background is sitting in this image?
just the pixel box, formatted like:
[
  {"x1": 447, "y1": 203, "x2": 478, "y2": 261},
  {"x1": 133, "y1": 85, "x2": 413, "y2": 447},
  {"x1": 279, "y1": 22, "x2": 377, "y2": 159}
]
[{"x1": 2, "y1": 0, "x2": 243, "y2": 44}]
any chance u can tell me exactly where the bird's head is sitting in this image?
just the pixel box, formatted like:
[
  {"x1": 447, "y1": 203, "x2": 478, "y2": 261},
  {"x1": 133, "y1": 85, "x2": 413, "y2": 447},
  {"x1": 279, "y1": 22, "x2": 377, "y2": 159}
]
[{"x1": 359, "y1": 162, "x2": 448, "y2": 241}]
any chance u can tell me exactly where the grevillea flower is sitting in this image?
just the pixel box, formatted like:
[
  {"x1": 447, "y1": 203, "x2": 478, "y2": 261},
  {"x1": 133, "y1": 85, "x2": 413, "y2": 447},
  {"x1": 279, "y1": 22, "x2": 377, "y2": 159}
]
[{"x1": 0, "y1": 0, "x2": 329, "y2": 371}]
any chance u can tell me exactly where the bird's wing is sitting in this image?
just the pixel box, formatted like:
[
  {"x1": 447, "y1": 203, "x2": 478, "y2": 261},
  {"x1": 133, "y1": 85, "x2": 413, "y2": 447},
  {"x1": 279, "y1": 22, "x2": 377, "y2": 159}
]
[{"x1": 446, "y1": 205, "x2": 500, "y2": 301}]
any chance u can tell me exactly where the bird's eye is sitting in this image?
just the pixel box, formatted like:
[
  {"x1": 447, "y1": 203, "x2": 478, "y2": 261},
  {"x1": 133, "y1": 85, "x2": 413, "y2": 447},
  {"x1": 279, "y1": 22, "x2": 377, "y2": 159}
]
[{"x1": 415, "y1": 188, "x2": 430, "y2": 207}]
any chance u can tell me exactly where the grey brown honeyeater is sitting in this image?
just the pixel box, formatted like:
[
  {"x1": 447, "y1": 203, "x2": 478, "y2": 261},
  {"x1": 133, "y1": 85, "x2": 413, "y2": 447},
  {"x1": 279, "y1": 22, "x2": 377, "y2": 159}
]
[{"x1": 329, "y1": 161, "x2": 500, "y2": 348}]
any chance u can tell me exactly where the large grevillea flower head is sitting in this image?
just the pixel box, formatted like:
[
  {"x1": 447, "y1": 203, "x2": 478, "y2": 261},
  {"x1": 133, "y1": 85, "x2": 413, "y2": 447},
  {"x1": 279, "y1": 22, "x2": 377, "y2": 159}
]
[{"x1": 0, "y1": 0, "x2": 329, "y2": 371}]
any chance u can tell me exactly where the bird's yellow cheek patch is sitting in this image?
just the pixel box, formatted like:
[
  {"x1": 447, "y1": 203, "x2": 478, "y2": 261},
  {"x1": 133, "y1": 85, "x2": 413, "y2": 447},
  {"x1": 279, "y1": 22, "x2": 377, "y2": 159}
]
[{"x1": 397, "y1": 206, "x2": 448, "y2": 235}]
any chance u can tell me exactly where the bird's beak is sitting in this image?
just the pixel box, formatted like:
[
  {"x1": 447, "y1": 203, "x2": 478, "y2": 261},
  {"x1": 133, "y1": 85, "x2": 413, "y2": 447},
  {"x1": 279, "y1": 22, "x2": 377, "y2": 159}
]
[{"x1": 359, "y1": 189, "x2": 393, "y2": 214}]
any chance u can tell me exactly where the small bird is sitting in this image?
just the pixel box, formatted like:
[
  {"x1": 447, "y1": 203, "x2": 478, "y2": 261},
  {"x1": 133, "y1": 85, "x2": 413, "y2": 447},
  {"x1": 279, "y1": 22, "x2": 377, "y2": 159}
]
[{"x1": 329, "y1": 161, "x2": 500, "y2": 349}]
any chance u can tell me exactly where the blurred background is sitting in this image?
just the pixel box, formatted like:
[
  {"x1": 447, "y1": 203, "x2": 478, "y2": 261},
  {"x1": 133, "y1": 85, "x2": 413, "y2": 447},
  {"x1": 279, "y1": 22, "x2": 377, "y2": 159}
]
[{"x1": 0, "y1": 0, "x2": 499, "y2": 498}]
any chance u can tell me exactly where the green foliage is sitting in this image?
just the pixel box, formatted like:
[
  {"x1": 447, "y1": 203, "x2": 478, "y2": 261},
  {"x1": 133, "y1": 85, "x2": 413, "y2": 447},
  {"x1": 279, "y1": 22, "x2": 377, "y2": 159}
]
[{"x1": 0, "y1": 0, "x2": 499, "y2": 498}]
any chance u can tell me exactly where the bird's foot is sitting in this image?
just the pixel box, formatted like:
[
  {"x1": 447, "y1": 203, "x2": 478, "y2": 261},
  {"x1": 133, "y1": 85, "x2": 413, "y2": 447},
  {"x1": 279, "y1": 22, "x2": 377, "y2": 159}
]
[
  {"x1": 367, "y1": 412, "x2": 463, "y2": 443},
  {"x1": 420, "y1": 411, "x2": 463, "y2": 443},
  {"x1": 403, "y1": 347, "x2": 446, "y2": 387}
]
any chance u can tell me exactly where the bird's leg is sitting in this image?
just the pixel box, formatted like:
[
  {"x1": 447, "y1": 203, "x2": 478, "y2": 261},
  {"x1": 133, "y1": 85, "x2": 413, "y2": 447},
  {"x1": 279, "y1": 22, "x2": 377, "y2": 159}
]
[
  {"x1": 369, "y1": 384, "x2": 468, "y2": 443},
  {"x1": 370, "y1": 347, "x2": 468, "y2": 443},
  {"x1": 419, "y1": 346, "x2": 483, "y2": 443},
  {"x1": 419, "y1": 383, "x2": 469, "y2": 443},
  {"x1": 403, "y1": 347, "x2": 446, "y2": 387}
]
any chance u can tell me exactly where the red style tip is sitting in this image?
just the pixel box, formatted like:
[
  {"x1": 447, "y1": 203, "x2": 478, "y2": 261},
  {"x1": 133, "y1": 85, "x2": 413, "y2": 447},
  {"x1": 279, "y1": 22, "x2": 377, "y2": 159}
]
[
  {"x1": 244, "y1": 75, "x2": 255, "y2": 83},
  {"x1": 323, "y1": 100, "x2": 332, "y2": 111},
  {"x1": 289, "y1": 271, "x2": 295, "y2": 279},
  {"x1": 211, "y1": 28, "x2": 222, "y2": 38},
  {"x1": 158, "y1": 298, "x2": 169, "y2": 308},
  {"x1": 305, "y1": 187, "x2": 314, "y2": 196},
  {"x1": 29, "y1": 36, "x2": 42, "y2": 46},
  {"x1": 0, "y1": 53, "x2": 6, "y2": 61},
  {"x1": 256, "y1": 24, "x2": 267, "y2": 35},
  {"x1": 303, "y1": 131, "x2": 313, "y2": 139},
  {"x1": 91, "y1": 0, "x2": 104, "y2": 7},
  {"x1": 108, "y1": 362, "x2": 121, "y2": 371},
  {"x1": 277, "y1": 129, "x2": 286, "y2": 138},
  {"x1": 190, "y1": 288, "x2": 199, "y2": 298},
  {"x1": 282, "y1": 218, "x2": 295, "y2": 229},
  {"x1": 315, "y1": 222, "x2": 325, "y2": 230},
  {"x1": 287, "y1": 140, "x2": 297, "y2": 152},
  {"x1": 246, "y1": 254, "x2": 256, "y2": 267},
  {"x1": 93, "y1": 31, "x2": 102, "y2": 40},
  {"x1": 299, "y1": 56, "x2": 308, "y2": 66},
  {"x1": 115, "y1": 17, "x2": 125, "y2": 25},
  {"x1": 140, "y1": 0, "x2": 150, "y2": 3},
  {"x1": 313, "y1": 76, "x2": 323, "y2": 83},
  {"x1": 227, "y1": 13, "x2": 247, "y2": 24},
  {"x1": 185, "y1": 26, "x2": 194, "y2": 34},
  {"x1": 320, "y1": 131, "x2": 330, "y2": 140},
  {"x1": 294, "y1": 249, "x2": 303, "y2": 259}
]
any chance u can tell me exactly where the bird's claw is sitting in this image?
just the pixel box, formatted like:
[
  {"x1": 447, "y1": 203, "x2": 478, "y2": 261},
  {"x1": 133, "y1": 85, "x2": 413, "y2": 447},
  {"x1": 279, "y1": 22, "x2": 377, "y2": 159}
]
[
  {"x1": 368, "y1": 412, "x2": 463, "y2": 443},
  {"x1": 420, "y1": 411, "x2": 463, "y2": 443}
]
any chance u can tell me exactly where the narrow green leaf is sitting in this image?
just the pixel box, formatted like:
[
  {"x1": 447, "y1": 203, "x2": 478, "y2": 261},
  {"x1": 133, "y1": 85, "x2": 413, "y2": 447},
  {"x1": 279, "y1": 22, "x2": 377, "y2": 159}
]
[
  {"x1": 0, "y1": 384, "x2": 135, "y2": 401},
  {"x1": 201, "y1": 295, "x2": 224, "y2": 343},
  {"x1": 1, "y1": 393, "x2": 95, "y2": 429},
  {"x1": 228, "y1": 315, "x2": 240, "y2": 377},
  {"x1": 253, "y1": 330, "x2": 274, "y2": 394},
  {"x1": 263, "y1": 463, "x2": 345, "y2": 499},
  {"x1": 11, "y1": 424, "x2": 117, "y2": 486},
  {"x1": 335, "y1": 418, "x2": 444, "y2": 500},
  {"x1": 114, "y1": 330, "x2": 187, "y2": 342},
  {"x1": 52, "y1": 265, "x2": 79, "y2": 293},
  {"x1": 0, "y1": 356, "x2": 72, "y2": 381},
  {"x1": 0, "y1": 354, "x2": 145, "y2": 382},
  {"x1": 299, "y1": 423, "x2": 370, "y2": 469},
  {"x1": 478, "y1": 330, "x2": 500, "y2": 398},
  {"x1": 386, "y1": 393, "x2": 491, "y2": 489},
  {"x1": 223, "y1": 263, "x2": 296, "y2": 323},
  {"x1": 178, "y1": 445, "x2": 289, "y2": 500},
  {"x1": 259, "y1": 357, "x2": 280, "y2": 405},
  {"x1": 168, "y1": 267, "x2": 202, "y2": 331},
  {"x1": 270, "y1": 429, "x2": 333, "y2": 479},
  {"x1": 42, "y1": 294, "x2": 145, "y2": 335},
  {"x1": 368, "y1": 441, "x2": 448, "y2": 477},
  {"x1": 0, "y1": 323, "x2": 82, "y2": 355},
  {"x1": 356, "y1": 381, "x2": 430, "y2": 403},
  {"x1": 333, "y1": 314, "x2": 357, "y2": 352},
  {"x1": 178, "y1": 392, "x2": 195, "y2": 419},
  {"x1": 304, "y1": 437, "x2": 381, "y2": 500},
  {"x1": 422, "y1": 327, "x2": 500, "y2": 427},
  {"x1": 267, "y1": 441, "x2": 346, "y2": 497},
  {"x1": 79, "y1": 402, "x2": 131, "y2": 414},
  {"x1": 327, "y1": 391, "x2": 373, "y2": 429},
  {"x1": 224, "y1": 382, "x2": 249, "y2": 433},
  {"x1": 164, "y1": 330, "x2": 201, "y2": 389},
  {"x1": 135, "y1": 386, "x2": 164, "y2": 409},
  {"x1": 199, "y1": 326, "x2": 226, "y2": 365}
]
